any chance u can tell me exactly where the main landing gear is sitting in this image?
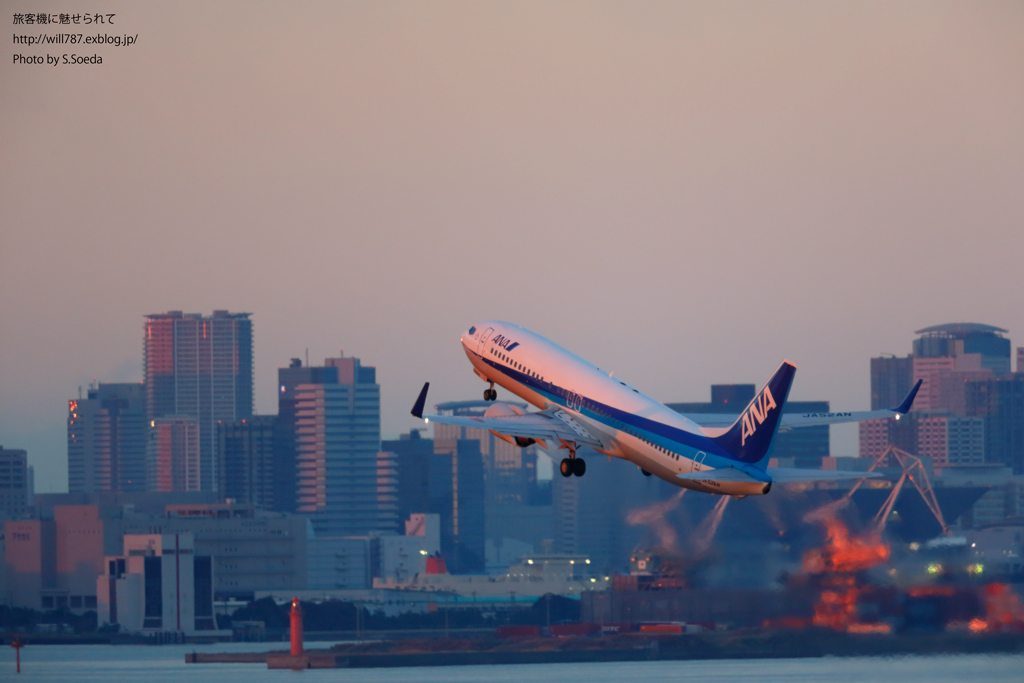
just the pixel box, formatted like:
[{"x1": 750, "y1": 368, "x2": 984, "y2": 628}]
[
  {"x1": 559, "y1": 442, "x2": 586, "y2": 477},
  {"x1": 560, "y1": 457, "x2": 586, "y2": 477},
  {"x1": 483, "y1": 381, "x2": 497, "y2": 401}
]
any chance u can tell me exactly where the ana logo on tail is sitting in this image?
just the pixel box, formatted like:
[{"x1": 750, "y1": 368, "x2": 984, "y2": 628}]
[{"x1": 741, "y1": 386, "x2": 777, "y2": 447}]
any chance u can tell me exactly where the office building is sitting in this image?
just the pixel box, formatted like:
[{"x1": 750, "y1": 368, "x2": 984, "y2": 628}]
[
  {"x1": 433, "y1": 401, "x2": 540, "y2": 507},
  {"x1": 144, "y1": 310, "x2": 253, "y2": 492},
  {"x1": 2, "y1": 498, "x2": 307, "y2": 609},
  {"x1": 552, "y1": 448, "x2": 676, "y2": 572},
  {"x1": 217, "y1": 415, "x2": 277, "y2": 509},
  {"x1": 864, "y1": 324, "x2": 1017, "y2": 467},
  {"x1": 916, "y1": 414, "x2": 985, "y2": 467},
  {"x1": 148, "y1": 417, "x2": 201, "y2": 492},
  {"x1": 379, "y1": 513, "x2": 441, "y2": 582},
  {"x1": 306, "y1": 536, "x2": 374, "y2": 590},
  {"x1": 276, "y1": 354, "x2": 386, "y2": 536},
  {"x1": 913, "y1": 323, "x2": 1011, "y2": 373},
  {"x1": 667, "y1": 384, "x2": 830, "y2": 465},
  {"x1": 97, "y1": 533, "x2": 216, "y2": 634},
  {"x1": 430, "y1": 437, "x2": 485, "y2": 574},
  {"x1": 912, "y1": 354, "x2": 993, "y2": 412},
  {"x1": 381, "y1": 430, "x2": 433, "y2": 527},
  {"x1": 0, "y1": 447, "x2": 29, "y2": 519},
  {"x1": 859, "y1": 412, "x2": 985, "y2": 468},
  {"x1": 67, "y1": 383, "x2": 148, "y2": 493},
  {"x1": 966, "y1": 374, "x2": 1024, "y2": 474},
  {"x1": 870, "y1": 355, "x2": 914, "y2": 411},
  {"x1": 386, "y1": 419, "x2": 557, "y2": 575}
]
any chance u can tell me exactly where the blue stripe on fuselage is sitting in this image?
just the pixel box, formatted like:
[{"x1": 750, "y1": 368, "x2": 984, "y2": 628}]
[{"x1": 472, "y1": 349, "x2": 736, "y2": 463}]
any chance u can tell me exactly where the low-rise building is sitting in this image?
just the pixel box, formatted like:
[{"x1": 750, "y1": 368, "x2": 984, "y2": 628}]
[
  {"x1": 2, "y1": 499, "x2": 307, "y2": 609},
  {"x1": 97, "y1": 533, "x2": 218, "y2": 634}
]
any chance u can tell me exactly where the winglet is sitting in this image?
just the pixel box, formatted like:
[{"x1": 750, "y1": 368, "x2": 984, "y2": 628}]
[
  {"x1": 894, "y1": 379, "x2": 922, "y2": 414},
  {"x1": 411, "y1": 382, "x2": 430, "y2": 419}
]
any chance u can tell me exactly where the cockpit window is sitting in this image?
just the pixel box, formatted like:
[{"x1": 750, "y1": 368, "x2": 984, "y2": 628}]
[{"x1": 468, "y1": 326, "x2": 477, "y2": 335}]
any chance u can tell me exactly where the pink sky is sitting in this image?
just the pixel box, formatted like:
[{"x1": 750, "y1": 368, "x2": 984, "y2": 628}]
[{"x1": 2, "y1": 1, "x2": 1023, "y2": 492}]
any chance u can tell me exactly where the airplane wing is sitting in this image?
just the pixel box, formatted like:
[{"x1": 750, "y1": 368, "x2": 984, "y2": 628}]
[
  {"x1": 410, "y1": 383, "x2": 604, "y2": 448},
  {"x1": 675, "y1": 380, "x2": 923, "y2": 432}
]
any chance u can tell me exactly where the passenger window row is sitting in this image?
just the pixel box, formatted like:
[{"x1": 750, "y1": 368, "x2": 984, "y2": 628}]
[{"x1": 490, "y1": 347, "x2": 543, "y2": 383}]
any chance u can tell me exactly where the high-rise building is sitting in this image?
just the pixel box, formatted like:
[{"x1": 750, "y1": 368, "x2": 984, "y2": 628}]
[
  {"x1": 148, "y1": 418, "x2": 201, "y2": 492},
  {"x1": 275, "y1": 354, "x2": 385, "y2": 536},
  {"x1": 552, "y1": 447, "x2": 674, "y2": 572},
  {"x1": 144, "y1": 311, "x2": 253, "y2": 492},
  {"x1": 1018, "y1": 347, "x2": 1024, "y2": 374},
  {"x1": 433, "y1": 401, "x2": 539, "y2": 506},
  {"x1": 430, "y1": 438, "x2": 485, "y2": 574},
  {"x1": 912, "y1": 354, "x2": 992, "y2": 412},
  {"x1": 864, "y1": 324, "x2": 1015, "y2": 467},
  {"x1": 916, "y1": 415, "x2": 985, "y2": 467},
  {"x1": 870, "y1": 355, "x2": 914, "y2": 411},
  {"x1": 965, "y1": 374, "x2": 1024, "y2": 474},
  {"x1": 0, "y1": 447, "x2": 28, "y2": 519},
  {"x1": 381, "y1": 430, "x2": 433, "y2": 527},
  {"x1": 913, "y1": 323, "x2": 1011, "y2": 374},
  {"x1": 217, "y1": 416, "x2": 276, "y2": 509},
  {"x1": 67, "y1": 384, "x2": 147, "y2": 493}
]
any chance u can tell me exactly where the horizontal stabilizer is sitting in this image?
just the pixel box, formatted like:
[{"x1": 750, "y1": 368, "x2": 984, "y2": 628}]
[
  {"x1": 681, "y1": 379, "x2": 925, "y2": 432},
  {"x1": 767, "y1": 467, "x2": 882, "y2": 483}
]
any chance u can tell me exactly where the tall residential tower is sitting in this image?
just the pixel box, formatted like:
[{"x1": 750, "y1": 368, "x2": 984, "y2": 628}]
[{"x1": 144, "y1": 311, "x2": 253, "y2": 492}]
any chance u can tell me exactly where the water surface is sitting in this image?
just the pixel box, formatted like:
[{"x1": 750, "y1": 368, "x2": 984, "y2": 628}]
[{"x1": 1, "y1": 641, "x2": 1021, "y2": 682}]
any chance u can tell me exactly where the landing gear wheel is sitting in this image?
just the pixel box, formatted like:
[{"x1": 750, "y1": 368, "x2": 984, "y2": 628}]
[
  {"x1": 559, "y1": 458, "x2": 573, "y2": 478},
  {"x1": 641, "y1": 468, "x2": 652, "y2": 477},
  {"x1": 483, "y1": 388, "x2": 497, "y2": 401},
  {"x1": 572, "y1": 458, "x2": 586, "y2": 477}
]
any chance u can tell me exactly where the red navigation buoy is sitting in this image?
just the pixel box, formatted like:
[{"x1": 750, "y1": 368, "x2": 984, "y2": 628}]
[{"x1": 289, "y1": 598, "x2": 303, "y2": 656}]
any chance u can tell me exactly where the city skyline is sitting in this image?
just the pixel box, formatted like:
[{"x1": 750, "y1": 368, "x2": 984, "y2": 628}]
[{"x1": 3, "y1": 2, "x2": 1023, "y2": 493}]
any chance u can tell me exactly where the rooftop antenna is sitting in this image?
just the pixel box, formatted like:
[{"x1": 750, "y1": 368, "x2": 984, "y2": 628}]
[{"x1": 305, "y1": 348, "x2": 308, "y2": 367}]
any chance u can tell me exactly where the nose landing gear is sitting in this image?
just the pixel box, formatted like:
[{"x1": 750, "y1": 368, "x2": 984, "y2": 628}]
[{"x1": 483, "y1": 381, "x2": 497, "y2": 401}]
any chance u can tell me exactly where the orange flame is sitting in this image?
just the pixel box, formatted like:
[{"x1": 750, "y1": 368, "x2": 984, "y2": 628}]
[
  {"x1": 803, "y1": 516, "x2": 889, "y2": 575},
  {"x1": 803, "y1": 516, "x2": 890, "y2": 632},
  {"x1": 983, "y1": 583, "x2": 1024, "y2": 632}
]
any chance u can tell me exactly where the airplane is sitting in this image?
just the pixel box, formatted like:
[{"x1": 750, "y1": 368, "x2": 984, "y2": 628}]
[{"x1": 411, "y1": 321, "x2": 921, "y2": 498}]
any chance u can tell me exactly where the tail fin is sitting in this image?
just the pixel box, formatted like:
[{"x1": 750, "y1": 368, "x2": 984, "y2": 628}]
[{"x1": 713, "y1": 360, "x2": 796, "y2": 467}]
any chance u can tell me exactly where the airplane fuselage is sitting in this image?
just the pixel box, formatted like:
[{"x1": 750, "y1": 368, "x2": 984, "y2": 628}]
[{"x1": 459, "y1": 321, "x2": 770, "y2": 496}]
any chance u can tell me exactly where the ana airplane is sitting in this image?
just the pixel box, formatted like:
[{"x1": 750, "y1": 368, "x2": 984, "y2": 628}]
[{"x1": 411, "y1": 321, "x2": 921, "y2": 498}]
